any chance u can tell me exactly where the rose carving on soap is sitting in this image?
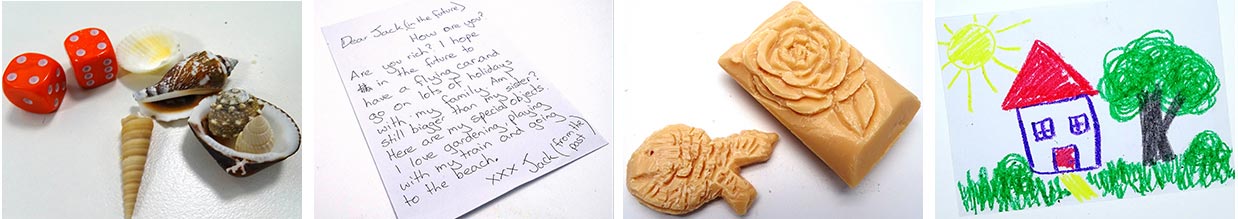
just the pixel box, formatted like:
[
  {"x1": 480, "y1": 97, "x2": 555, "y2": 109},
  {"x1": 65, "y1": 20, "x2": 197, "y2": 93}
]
[{"x1": 736, "y1": 7, "x2": 876, "y2": 133}]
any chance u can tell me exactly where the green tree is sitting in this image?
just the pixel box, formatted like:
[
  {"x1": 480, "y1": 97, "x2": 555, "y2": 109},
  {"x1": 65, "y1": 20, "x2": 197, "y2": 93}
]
[{"x1": 1098, "y1": 29, "x2": 1219, "y2": 165}]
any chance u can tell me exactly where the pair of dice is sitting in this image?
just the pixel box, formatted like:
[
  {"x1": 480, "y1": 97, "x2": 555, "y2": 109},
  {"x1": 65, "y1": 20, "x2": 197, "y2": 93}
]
[{"x1": 3, "y1": 27, "x2": 118, "y2": 113}]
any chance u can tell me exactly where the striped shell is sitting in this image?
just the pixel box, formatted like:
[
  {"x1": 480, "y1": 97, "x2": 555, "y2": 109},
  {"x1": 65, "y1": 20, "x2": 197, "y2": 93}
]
[{"x1": 133, "y1": 51, "x2": 237, "y2": 121}]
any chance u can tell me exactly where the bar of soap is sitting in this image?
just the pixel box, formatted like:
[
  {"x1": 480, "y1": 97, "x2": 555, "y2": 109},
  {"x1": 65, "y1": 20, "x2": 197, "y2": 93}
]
[{"x1": 717, "y1": 1, "x2": 920, "y2": 187}]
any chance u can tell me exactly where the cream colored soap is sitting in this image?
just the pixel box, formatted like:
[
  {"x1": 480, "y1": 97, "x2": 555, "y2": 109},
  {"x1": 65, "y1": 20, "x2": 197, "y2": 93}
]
[
  {"x1": 718, "y1": 1, "x2": 920, "y2": 187},
  {"x1": 627, "y1": 124, "x2": 778, "y2": 215}
]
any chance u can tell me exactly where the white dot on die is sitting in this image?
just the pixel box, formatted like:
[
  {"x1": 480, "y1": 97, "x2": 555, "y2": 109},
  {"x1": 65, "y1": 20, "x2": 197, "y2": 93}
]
[
  {"x1": 105, "y1": 66, "x2": 113, "y2": 73},
  {"x1": 97, "y1": 42, "x2": 107, "y2": 50},
  {"x1": 37, "y1": 59, "x2": 48, "y2": 67},
  {"x1": 28, "y1": 76, "x2": 39, "y2": 84},
  {"x1": 56, "y1": 69, "x2": 62, "y2": 77},
  {"x1": 69, "y1": 35, "x2": 79, "y2": 42},
  {"x1": 86, "y1": 80, "x2": 95, "y2": 86},
  {"x1": 103, "y1": 59, "x2": 113, "y2": 65},
  {"x1": 84, "y1": 73, "x2": 93, "y2": 80},
  {"x1": 54, "y1": 98, "x2": 60, "y2": 107},
  {"x1": 15, "y1": 56, "x2": 26, "y2": 64},
  {"x1": 6, "y1": 73, "x2": 16, "y2": 81},
  {"x1": 106, "y1": 73, "x2": 114, "y2": 79},
  {"x1": 22, "y1": 98, "x2": 32, "y2": 105},
  {"x1": 76, "y1": 49, "x2": 86, "y2": 57},
  {"x1": 82, "y1": 65, "x2": 92, "y2": 72},
  {"x1": 90, "y1": 29, "x2": 99, "y2": 36},
  {"x1": 46, "y1": 86, "x2": 52, "y2": 94}
]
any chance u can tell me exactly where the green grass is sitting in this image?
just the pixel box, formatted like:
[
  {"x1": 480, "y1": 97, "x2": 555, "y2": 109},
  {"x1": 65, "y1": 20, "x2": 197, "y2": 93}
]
[
  {"x1": 1085, "y1": 130, "x2": 1235, "y2": 198},
  {"x1": 957, "y1": 153, "x2": 1071, "y2": 214},
  {"x1": 957, "y1": 130, "x2": 1235, "y2": 214}
]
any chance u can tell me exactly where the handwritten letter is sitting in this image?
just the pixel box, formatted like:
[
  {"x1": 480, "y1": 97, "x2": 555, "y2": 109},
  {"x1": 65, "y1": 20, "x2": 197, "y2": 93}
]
[{"x1": 322, "y1": 1, "x2": 608, "y2": 218}]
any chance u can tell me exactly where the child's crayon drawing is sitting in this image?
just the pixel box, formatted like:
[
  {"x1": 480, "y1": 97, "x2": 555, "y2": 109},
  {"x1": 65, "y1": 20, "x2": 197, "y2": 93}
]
[{"x1": 937, "y1": 0, "x2": 1233, "y2": 215}]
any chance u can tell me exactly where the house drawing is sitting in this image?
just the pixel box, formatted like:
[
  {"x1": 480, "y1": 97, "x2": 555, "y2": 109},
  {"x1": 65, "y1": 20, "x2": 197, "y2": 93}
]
[{"x1": 1001, "y1": 40, "x2": 1102, "y2": 175}]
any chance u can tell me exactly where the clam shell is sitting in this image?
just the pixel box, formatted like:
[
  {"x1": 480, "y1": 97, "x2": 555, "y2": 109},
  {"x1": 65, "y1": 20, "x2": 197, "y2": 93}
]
[
  {"x1": 135, "y1": 51, "x2": 237, "y2": 121},
  {"x1": 188, "y1": 95, "x2": 299, "y2": 177},
  {"x1": 116, "y1": 26, "x2": 182, "y2": 75}
]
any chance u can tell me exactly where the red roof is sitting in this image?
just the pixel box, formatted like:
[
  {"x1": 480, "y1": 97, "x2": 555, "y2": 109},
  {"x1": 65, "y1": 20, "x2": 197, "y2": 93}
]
[{"x1": 1001, "y1": 40, "x2": 1098, "y2": 110}]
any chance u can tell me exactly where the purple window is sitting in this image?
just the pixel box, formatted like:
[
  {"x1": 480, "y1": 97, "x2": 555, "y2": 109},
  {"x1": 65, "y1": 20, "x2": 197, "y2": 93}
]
[
  {"x1": 1032, "y1": 117, "x2": 1054, "y2": 141},
  {"x1": 1069, "y1": 113, "x2": 1089, "y2": 135}
]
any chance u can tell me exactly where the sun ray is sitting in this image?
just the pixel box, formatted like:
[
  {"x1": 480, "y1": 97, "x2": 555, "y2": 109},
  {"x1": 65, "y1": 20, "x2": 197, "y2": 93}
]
[
  {"x1": 939, "y1": 14, "x2": 1029, "y2": 113},
  {"x1": 981, "y1": 65, "x2": 999, "y2": 92},
  {"x1": 996, "y1": 18, "x2": 1032, "y2": 33},
  {"x1": 992, "y1": 57, "x2": 1020, "y2": 74},
  {"x1": 948, "y1": 69, "x2": 964, "y2": 88},
  {"x1": 967, "y1": 71, "x2": 974, "y2": 112}
]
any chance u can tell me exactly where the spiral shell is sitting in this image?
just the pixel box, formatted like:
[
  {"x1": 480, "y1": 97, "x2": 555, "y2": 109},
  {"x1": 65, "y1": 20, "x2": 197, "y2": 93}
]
[
  {"x1": 235, "y1": 115, "x2": 274, "y2": 154},
  {"x1": 120, "y1": 114, "x2": 153, "y2": 219},
  {"x1": 207, "y1": 88, "x2": 263, "y2": 139},
  {"x1": 133, "y1": 51, "x2": 237, "y2": 121}
]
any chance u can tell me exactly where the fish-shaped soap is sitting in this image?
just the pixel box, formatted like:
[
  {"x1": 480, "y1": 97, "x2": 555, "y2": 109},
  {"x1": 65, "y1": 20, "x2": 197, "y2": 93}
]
[{"x1": 626, "y1": 124, "x2": 778, "y2": 215}]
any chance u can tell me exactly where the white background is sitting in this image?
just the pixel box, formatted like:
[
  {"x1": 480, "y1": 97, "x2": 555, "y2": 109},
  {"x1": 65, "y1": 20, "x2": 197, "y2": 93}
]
[
  {"x1": 615, "y1": 0, "x2": 925, "y2": 218},
  {"x1": 933, "y1": 0, "x2": 1238, "y2": 218},
  {"x1": 0, "y1": 0, "x2": 1233, "y2": 218},
  {"x1": 1, "y1": 1, "x2": 302, "y2": 218},
  {"x1": 312, "y1": 0, "x2": 615, "y2": 218}
]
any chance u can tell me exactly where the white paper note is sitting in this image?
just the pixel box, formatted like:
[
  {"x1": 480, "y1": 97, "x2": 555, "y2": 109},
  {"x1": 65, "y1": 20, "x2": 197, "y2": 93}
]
[{"x1": 321, "y1": 1, "x2": 609, "y2": 218}]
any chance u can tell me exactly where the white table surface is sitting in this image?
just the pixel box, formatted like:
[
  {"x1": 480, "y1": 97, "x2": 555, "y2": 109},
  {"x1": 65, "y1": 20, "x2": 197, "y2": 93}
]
[
  {"x1": 615, "y1": 0, "x2": 924, "y2": 218},
  {"x1": 2, "y1": 2, "x2": 303, "y2": 218},
  {"x1": 312, "y1": 0, "x2": 614, "y2": 218},
  {"x1": 932, "y1": 0, "x2": 1238, "y2": 218}
]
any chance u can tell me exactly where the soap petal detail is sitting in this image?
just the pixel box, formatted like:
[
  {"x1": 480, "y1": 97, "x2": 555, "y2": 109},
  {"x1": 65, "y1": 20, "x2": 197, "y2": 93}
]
[{"x1": 738, "y1": 4, "x2": 869, "y2": 116}]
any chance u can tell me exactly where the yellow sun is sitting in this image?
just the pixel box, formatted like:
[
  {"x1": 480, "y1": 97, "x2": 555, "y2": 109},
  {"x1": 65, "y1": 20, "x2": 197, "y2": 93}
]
[{"x1": 939, "y1": 14, "x2": 1030, "y2": 112}]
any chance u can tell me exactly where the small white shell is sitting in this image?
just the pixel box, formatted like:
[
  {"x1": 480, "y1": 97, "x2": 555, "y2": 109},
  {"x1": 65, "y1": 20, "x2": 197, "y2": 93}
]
[
  {"x1": 116, "y1": 26, "x2": 182, "y2": 75},
  {"x1": 235, "y1": 115, "x2": 274, "y2": 154}
]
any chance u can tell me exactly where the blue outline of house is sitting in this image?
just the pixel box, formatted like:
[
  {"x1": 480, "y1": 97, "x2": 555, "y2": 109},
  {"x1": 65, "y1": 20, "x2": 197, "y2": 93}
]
[{"x1": 1001, "y1": 40, "x2": 1102, "y2": 175}]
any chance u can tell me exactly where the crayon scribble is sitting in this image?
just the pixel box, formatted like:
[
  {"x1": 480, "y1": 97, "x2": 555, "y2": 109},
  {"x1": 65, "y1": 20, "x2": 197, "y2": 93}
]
[
  {"x1": 939, "y1": 14, "x2": 1031, "y2": 112},
  {"x1": 957, "y1": 153, "x2": 1070, "y2": 214},
  {"x1": 1097, "y1": 29, "x2": 1220, "y2": 165}
]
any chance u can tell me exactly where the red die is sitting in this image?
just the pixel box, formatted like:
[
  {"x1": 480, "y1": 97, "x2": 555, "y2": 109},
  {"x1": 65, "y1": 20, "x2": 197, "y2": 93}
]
[
  {"x1": 63, "y1": 27, "x2": 118, "y2": 89},
  {"x1": 3, "y1": 53, "x2": 68, "y2": 114}
]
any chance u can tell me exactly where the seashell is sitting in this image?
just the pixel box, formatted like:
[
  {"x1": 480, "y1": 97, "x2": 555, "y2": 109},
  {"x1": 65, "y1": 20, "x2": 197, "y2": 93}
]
[
  {"x1": 207, "y1": 88, "x2": 263, "y2": 139},
  {"x1": 134, "y1": 51, "x2": 237, "y2": 121},
  {"x1": 234, "y1": 115, "x2": 274, "y2": 154},
  {"x1": 119, "y1": 114, "x2": 153, "y2": 219},
  {"x1": 116, "y1": 26, "x2": 182, "y2": 75},
  {"x1": 188, "y1": 93, "x2": 299, "y2": 177}
]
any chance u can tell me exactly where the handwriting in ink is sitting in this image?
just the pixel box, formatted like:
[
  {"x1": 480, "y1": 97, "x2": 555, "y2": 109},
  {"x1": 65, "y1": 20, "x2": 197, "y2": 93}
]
[
  {"x1": 485, "y1": 164, "x2": 518, "y2": 185},
  {"x1": 432, "y1": 2, "x2": 468, "y2": 18}
]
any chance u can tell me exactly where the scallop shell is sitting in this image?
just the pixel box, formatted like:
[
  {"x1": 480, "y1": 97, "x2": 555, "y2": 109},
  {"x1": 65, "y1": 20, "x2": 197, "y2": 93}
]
[
  {"x1": 116, "y1": 26, "x2": 182, "y2": 75},
  {"x1": 207, "y1": 88, "x2": 263, "y2": 139},
  {"x1": 134, "y1": 51, "x2": 237, "y2": 121},
  {"x1": 234, "y1": 115, "x2": 274, "y2": 154},
  {"x1": 188, "y1": 95, "x2": 299, "y2": 177}
]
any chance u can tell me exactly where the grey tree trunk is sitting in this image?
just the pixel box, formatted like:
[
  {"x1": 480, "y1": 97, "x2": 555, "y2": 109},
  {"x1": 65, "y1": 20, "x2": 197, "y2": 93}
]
[{"x1": 1140, "y1": 91, "x2": 1178, "y2": 166}]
